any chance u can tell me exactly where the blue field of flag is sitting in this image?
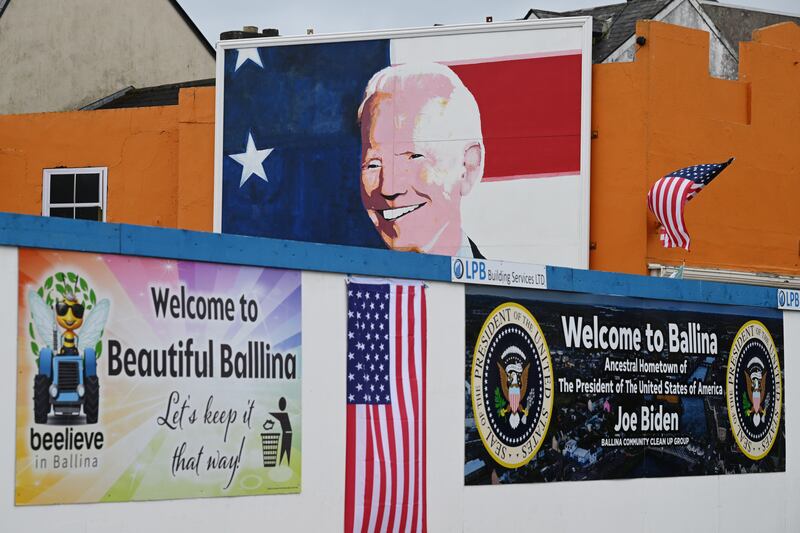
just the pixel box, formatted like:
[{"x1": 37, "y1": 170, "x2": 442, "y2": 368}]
[{"x1": 222, "y1": 39, "x2": 390, "y2": 247}]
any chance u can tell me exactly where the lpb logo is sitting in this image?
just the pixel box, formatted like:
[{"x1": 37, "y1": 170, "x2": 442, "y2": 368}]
[
  {"x1": 453, "y1": 259, "x2": 464, "y2": 279},
  {"x1": 451, "y1": 258, "x2": 488, "y2": 282},
  {"x1": 777, "y1": 289, "x2": 800, "y2": 310}
]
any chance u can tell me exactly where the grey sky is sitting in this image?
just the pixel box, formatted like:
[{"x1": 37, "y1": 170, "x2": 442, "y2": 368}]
[{"x1": 176, "y1": 0, "x2": 800, "y2": 45}]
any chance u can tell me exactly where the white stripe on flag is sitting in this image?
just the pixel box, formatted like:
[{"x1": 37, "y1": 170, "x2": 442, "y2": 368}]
[
  {"x1": 401, "y1": 287, "x2": 416, "y2": 533},
  {"x1": 673, "y1": 179, "x2": 692, "y2": 249},
  {"x1": 389, "y1": 286, "x2": 404, "y2": 533},
  {"x1": 377, "y1": 406, "x2": 393, "y2": 533},
  {"x1": 367, "y1": 411, "x2": 381, "y2": 533},
  {"x1": 413, "y1": 289, "x2": 424, "y2": 533}
]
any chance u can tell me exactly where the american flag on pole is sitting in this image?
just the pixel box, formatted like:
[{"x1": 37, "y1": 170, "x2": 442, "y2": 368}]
[
  {"x1": 647, "y1": 158, "x2": 734, "y2": 250},
  {"x1": 345, "y1": 280, "x2": 427, "y2": 533}
]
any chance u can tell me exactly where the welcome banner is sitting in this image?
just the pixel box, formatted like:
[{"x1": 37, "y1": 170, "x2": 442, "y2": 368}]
[
  {"x1": 465, "y1": 286, "x2": 785, "y2": 484},
  {"x1": 16, "y1": 248, "x2": 301, "y2": 504}
]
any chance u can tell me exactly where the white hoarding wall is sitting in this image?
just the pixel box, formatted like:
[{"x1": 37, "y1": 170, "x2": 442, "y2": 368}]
[{"x1": 1, "y1": 245, "x2": 798, "y2": 531}]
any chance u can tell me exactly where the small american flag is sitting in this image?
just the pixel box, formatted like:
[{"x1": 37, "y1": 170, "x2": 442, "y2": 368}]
[
  {"x1": 345, "y1": 280, "x2": 427, "y2": 533},
  {"x1": 647, "y1": 158, "x2": 733, "y2": 250}
]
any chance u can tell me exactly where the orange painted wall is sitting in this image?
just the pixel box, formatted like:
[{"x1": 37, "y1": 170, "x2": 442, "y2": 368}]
[
  {"x1": 0, "y1": 87, "x2": 214, "y2": 232},
  {"x1": 1, "y1": 21, "x2": 798, "y2": 276},
  {"x1": 590, "y1": 21, "x2": 800, "y2": 276}
]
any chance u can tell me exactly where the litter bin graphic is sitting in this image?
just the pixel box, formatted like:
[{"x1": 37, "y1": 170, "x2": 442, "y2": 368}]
[
  {"x1": 261, "y1": 431, "x2": 280, "y2": 467},
  {"x1": 261, "y1": 398, "x2": 293, "y2": 468}
]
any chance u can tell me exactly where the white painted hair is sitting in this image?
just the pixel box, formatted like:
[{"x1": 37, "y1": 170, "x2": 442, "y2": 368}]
[{"x1": 357, "y1": 62, "x2": 484, "y2": 145}]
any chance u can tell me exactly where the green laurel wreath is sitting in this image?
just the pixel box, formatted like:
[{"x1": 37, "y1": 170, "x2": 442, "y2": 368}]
[
  {"x1": 28, "y1": 271, "x2": 103, "y2": 361},
  {"x1": 494, "y1": 387, "x2": 507, "y2": 417},
  {"x1": 742, "y1": 391, "x2": 752, "y2": 416}
]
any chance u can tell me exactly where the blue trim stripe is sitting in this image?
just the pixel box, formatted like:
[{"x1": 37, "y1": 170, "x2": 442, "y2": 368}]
[
  {"x1": 0, "y1": 213, "x2": 779, "y2": 309},
  {"x1": 545, "y1": 266, "x2": 777, "y2": 309},
  {"x1": 0, "y1": 213, "x2": 448, "y2": 281}
]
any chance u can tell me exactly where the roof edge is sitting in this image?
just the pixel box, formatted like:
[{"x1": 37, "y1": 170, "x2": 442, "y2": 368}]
[
  {"x1": 86, "y1": 78, "x2": 215, "y2": 110},
  {"x1": 81, "y1": 86, "x2": 135, "y2": 110},
  {"x1": 700, "y1": 0, "x2": 800, "y2": 19},
  {"x1": 169, "y1": 0, "x2": 215, "y2": 57}
]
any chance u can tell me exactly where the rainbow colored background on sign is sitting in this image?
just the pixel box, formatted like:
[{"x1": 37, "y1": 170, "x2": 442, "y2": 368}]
[{"x1": 16, "y1": 248, "x2": 301, "y2": 504}]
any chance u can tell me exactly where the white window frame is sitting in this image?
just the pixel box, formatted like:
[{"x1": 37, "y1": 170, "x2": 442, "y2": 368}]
[
  {"x1": 649, "y1": 263, "x2": 800, "y2": 289},
  {"x1": 42, "y1": 167, "x2": 107, "y2": 222}
]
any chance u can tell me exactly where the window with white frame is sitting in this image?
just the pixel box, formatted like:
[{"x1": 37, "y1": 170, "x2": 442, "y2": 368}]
[{"x1": 42, "y1": 168, "x2": 107, "y2": 221}]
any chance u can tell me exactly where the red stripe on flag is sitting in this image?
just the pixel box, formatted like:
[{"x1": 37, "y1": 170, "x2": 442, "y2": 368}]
[
  {"x1": 676, "y1": 179, "x2": 693, "y2": 250},
  {"x1": 450, "y1": 53, "x2": 582, "y2": 181},
  {"x1": 384, "y1": 407, "x2": 398, "y2": 532},
  {"x1": 408, "y1": 286, "x2": 420, "y2": 532}
]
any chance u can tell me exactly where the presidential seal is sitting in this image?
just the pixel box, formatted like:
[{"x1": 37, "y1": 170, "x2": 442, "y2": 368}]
[
  {"x1": 726, "y1": 320, "x2": 782, "y2": 461},
  {"x1": 471, "y1": 302, "x2": 553, "y2": 469}
]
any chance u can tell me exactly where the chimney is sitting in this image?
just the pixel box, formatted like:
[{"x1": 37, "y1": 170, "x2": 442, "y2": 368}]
[{"x1": 220, "y1": 26, "x2": 280, "y2": 41}]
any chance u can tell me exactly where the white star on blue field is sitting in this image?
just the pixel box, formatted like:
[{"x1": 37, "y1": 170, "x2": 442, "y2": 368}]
[
  {"x1": 229, "y1": 132, "x2": 274, "y2": 187},
  {"x1": 234, "y1": 48, "x2": 263, "y2": 71}
]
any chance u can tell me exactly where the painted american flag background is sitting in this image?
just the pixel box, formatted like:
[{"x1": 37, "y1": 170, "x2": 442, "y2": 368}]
[
  {"x1": 647, "y1": 158, "x2": 734, "y2": 250},
  {"x1": 345, "y1": 280, "x2": 427, "y2": 533}
]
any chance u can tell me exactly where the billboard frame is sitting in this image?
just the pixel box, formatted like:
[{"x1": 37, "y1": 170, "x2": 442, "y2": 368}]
[{"x1": 213, "y1": 18, "x2": 593, "y2": 268}]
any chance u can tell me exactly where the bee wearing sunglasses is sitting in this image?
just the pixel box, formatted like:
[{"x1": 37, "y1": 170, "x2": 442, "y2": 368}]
[
  {"x1": 28, "y1": 284, "x2": 110, "y2": 424},
  {"x1": 55, "y1": 291, "x2": 86, "y2": 355}
]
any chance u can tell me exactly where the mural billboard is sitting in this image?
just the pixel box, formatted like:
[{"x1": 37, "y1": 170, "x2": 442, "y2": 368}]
[
  {"x1": 16, "y1": 249, "x2": 301, "y2": 504},
  {"x1": 216, "y1": 20, "x2": 592, "y2": 268},
  {"x1": 465, "y1": 286, "x2": 785, "y2": 484}
]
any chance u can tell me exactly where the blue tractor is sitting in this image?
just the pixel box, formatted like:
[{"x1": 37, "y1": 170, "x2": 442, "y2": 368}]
[
  {"x1": 34, "y1": 347, "x2": 99, "y2": 424},
  {"x1": 28, "y1": 289, "x2": 109, "y2": 425}
]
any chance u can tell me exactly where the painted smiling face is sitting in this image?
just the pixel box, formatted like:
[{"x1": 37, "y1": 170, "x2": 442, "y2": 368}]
[
  {"x1": 358, "y1": 67, "x2": 483, "y2": 256},
  {"x1": 55, "y1": 296, "x2": 85, "y2": 332}
]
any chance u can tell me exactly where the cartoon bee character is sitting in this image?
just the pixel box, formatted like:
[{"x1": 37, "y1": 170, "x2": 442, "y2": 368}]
[
  {"x1": 54, "y1": 291, "x2": 86, "y2": 355},
  {"x1": 28, "y1": 287, "x2": 109, "y2": 424}
]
